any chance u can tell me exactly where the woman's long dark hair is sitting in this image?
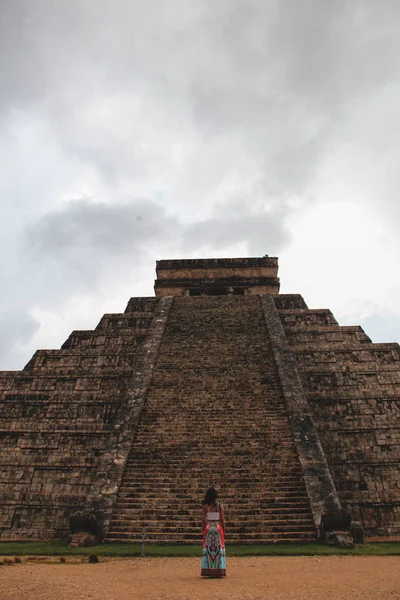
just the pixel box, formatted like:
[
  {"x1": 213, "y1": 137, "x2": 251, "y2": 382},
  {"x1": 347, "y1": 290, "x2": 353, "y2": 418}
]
[{"x1": 203, "y1": 487, "x2": 218, "y2": 505}]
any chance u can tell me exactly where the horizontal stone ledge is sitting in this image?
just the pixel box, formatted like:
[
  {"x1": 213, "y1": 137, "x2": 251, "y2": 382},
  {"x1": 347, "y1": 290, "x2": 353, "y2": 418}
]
[
  {"x1": 300, "y1": 365, "x2": 400, "y2": 374},
  {"x1": 294, "y1": 344, "x2": 400, "y2": 354},
  {"x1": 329, "y1": 460, "x2": 400, "y2": 466},
  {"x1": 0, "y1": 500, "x2": 88, "y2": 507},
  {"x1": 339, "y1": 499, "x2": 400, "y2": 507},
  {"x1": 309, "y1": 396, "x2": 400, "y2": 404},
  {"x1": 306, "y1": 388, "x2": 400, "y2": 398},
  {"x1": 0, "y1": 429, "x2": 114, "y2": 435},
  {"x1": 315, "y1": 426, "x2": 400, "y2": 432}
]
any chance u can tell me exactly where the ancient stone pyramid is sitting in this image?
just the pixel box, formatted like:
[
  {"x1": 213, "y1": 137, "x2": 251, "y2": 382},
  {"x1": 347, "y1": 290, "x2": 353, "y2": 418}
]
[{"x1": 0, "y1": 257, "x2": 399, "y2": 543}]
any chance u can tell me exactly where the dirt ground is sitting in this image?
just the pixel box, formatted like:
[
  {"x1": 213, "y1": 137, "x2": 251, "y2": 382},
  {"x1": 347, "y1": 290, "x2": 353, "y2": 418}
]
[{"x1": 1, "y1": 556, "x2": 399, "y2": 600}]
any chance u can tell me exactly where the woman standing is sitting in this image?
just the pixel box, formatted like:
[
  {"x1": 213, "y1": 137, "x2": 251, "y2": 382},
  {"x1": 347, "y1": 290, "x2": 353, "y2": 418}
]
[{"x1": 201, "y1": 487, "x2": 226, "y2": 578}]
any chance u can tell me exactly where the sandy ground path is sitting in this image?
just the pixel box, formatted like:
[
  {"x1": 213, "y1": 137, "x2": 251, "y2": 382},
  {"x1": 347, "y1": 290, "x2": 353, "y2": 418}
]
[{"x1": 1, "y1": 556, "x2": 400, "y2": 600}]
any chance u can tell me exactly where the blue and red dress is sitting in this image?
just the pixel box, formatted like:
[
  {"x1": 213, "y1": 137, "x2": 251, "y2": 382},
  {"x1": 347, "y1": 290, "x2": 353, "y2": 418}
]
[{"x1": 201, "y1": 503, "x2": 226, "y2": 577}]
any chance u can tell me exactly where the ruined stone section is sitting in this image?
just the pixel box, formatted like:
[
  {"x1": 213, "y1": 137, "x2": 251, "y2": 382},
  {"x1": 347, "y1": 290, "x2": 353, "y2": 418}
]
[
  {"x1": 274, "y1": 295, "x2": 308, "y2": 310},
  {"x1": 154, "y1": 256, "x2": 280, "y2": 297},
  {"x1": 124, "y1": 298, "x2": 159, "y2": 313},
  {"x1": 278, "y1": 309, "x2": 339, "y2": 328},
  {"x1": 0, "y1": 297, "x2": 162, "y2": 540},
  {"x1": 107, "y1": 295, "x2": 316, "y2": 544},
  {"x1": 284, "y1": 325, "x2": 371, "y2": 351},
  {"x1": 277, "y1": 304, "x2": 400, "y2": 540},
  {"x1": 84, "y1": 296, "x2": 173, "y2": 534},
  {"x1": 261, "y1": 295, "x2": 341, "y2": 530}
]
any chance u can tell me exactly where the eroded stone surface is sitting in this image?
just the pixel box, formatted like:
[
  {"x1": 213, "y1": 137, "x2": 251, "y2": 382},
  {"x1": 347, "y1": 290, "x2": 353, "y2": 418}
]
[
  {"x1": 276, "y1": 300, "x2": 400, "y2": 539},
  {"x1": 0, "y1": 297, "x2": 165, "y2": 539}
]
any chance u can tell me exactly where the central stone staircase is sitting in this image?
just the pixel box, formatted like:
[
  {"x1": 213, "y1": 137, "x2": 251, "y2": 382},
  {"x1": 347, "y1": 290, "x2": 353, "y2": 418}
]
[{"x1": 106, "y1": 296, "x2": 316, "y2": 544}]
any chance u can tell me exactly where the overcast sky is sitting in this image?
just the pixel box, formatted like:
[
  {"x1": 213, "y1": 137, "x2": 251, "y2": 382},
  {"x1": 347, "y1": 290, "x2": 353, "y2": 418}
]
[{"x1": 1, "y1": 0, "x2": 400, "y2": 369}]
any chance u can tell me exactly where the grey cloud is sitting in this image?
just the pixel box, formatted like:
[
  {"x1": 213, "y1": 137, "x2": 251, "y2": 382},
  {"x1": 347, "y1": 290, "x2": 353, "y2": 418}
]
[
  {"x1": 267, "y1": 1, "x2": 400, "y2": 106},
  {"x1": 184, "y1": 200, "x2": 291, "y2": 255},
  {"x1": 22, "y1": 194, "x2": 290, "y2": 309},
  {"x1": 24, "y1": 198, "x2": 180, "y2": 300},
  {"x1": 28, "y1": 198, "x2": 177, "y2": 256},
  {"x1": 4, "y1": 0, "x2": 399, "y2": 203},
  {"x1": 3, "y1": 1, "x2": 399, "y2": 117},
  {"x1": 0, "y1": 308, "x2": 40, "y2": 368},
  {"x1": 27, "y1": 194, "x2": 290, "y2": 269}
]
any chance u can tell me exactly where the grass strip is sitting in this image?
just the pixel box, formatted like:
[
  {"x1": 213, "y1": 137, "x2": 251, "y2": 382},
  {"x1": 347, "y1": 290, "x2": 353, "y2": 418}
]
[{"x1": 0, "y1": 542, "x2": 399, "y2": 557}]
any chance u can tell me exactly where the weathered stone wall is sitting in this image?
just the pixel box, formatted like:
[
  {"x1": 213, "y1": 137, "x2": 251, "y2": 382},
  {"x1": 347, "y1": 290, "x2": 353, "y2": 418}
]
[
  {"x1": 0, "y1": 297, "x2": 164, "y2": 540},
  {"x1": 84, "y1": 296, "x2": 173, "y2": 532},
  {"x1": 276, "y1": 298, "x2": 400, "y2": 539},
  {"x1": 155, "y1": 283, "x2": 280, "y2": 297},
  {"x1": 157, "y1": 266, "x2": 278, "y2": 280},
  {"x1": 154, "y1": 257, "x2": 280, "y2": 296},
  {"x1": 156, "y1": 257, "x2": 279, "y2": 280}
]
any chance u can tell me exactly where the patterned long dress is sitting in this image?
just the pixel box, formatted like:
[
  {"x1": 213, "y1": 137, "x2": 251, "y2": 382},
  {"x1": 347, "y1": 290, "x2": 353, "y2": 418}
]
[{"x1": 201, "y1": 503, "x2": 226, "y2": 577}]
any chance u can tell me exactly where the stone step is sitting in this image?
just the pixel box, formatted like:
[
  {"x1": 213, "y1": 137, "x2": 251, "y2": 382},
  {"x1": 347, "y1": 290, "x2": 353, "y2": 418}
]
[
  {"x1": 136, "y1": 422, "x2": 293, "y2": 429},
  {"x1": 123, "y1": 465, "x2": 299, "y2": 473},
  {"x1": 117, "y1": 483, "x2": 307, "y2": 492},
  {"x1": 106, "y1": 531, "x2": 316, "y2": 543},
  {"x1": 116, "y1": 493, "x2": 308, "y2": 502},
  {"x1": 105, "y1": 537, "x2": 316, "y2": 544},
  {"x1": 132, "y1": 435, "x2": 295, "y2": 442},
  {"x1": 133, "y1": 431, "x2": 293, "y2": 436},
  {"x1": 110, "y1": 521, "x2": 315, "y2": 536},
  {"x1": 114, "y1": 492, "x2": 310, "y2": 501},
  {"x1": 111, "y1": 502, "x2": 310, "y2": 520},
  {"x1": 137, "y1": 413, "x2": 290, "y2": 419},
  {"x1": 112, "y1": 499, "x2": 312, "y2": 510},
  {"x1": 122, "y1": 465, "x2": 303, "y2": 472},
  {"x1": 119, "y1": 479, "x2": 305, "y2": 487},
  {"x1": 121, "y1": 468, "x2": 303, "y2": 476},
  {"x1": 138, "y1": 413, "x2": 291, "y2": 420},
  {"x1": 109, "y1": 516, "x2": 313, "y2": 528},
  {"x1": 129, "y1": 443, "x2": 295, "y2": 449},
  {"x1": 128, "y1": 453, "x2": 296, "y2": 460},
  {"x1": 124, "y1": 460, "x2": 301, "y2": 466},
  {"x1": 125, "y1": 455, "x2": 298, "y2": 463},
  {"x1": 135, "y1": 426, "x2": 293, "y2": 432},
  {"x1": 142, "y1": 398, "x2": 288, "y2": 404},
  {"x1": 120, "y1": 468, "x2": 303, "y2": 476},
  {"x1": 136, "y1": 428, "x2": 292, "y2": 434},
  {"x1": 114, "y1": 506, "x2": 311, "y2": 516},
  {"x1": 114, "y1": 500, "x2": 311, "y2": 511},
  {"x1": 137, "y1": 420, "x2": 291, "y2": 425},
  {"x1": 121, "y1": 469, "x2": 301, "y2": 476},
  {"x1": 118, "y1": 473, "x2": 304, "y2": 481}
]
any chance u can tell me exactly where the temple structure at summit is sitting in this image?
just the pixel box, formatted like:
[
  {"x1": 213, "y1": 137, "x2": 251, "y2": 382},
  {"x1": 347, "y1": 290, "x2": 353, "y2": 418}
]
[{"x1": 0, "y1": 257, "x2": 399, "y2": 543}]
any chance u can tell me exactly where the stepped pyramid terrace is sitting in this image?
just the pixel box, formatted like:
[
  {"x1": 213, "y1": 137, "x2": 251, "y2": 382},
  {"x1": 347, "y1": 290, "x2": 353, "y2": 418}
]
[{"x1": 0, "y1": 256, "x2": 400, "y2": 544}]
